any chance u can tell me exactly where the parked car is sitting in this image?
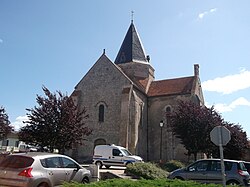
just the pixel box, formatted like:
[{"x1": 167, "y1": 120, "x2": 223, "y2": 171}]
[
  {"x1": 0, "y1": 152, "x2": 91, "y2": 187},
  {"x1": 168, "y1": 159, "x2": 250, "y2": 186},
  {"x1": 93, "y1": 144, "x2": 143, "y2": 168},
  {"x1": 18, "y1": 144, "x2": 39, "y2": 152}
]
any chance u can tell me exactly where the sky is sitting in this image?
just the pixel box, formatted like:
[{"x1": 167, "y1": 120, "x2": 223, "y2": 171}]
[{"x1": 1, "y1": 1, "x2": 250, "y2": 137}]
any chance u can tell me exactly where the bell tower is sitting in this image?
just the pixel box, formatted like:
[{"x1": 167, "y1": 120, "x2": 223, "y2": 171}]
[{"x1": 115, "y1": 22, "x2": 154, "y2": 93}]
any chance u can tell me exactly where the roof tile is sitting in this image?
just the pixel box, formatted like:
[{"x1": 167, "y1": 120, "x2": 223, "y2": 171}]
[{"x1": 147, "y1": 76, "x2": 195, "y2": 97}]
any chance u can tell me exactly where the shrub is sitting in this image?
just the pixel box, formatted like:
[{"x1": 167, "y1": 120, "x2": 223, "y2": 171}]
[
  {"x1": 163, "y1": 160, "x2": 185, "y2": 172},
  {"x1": 125, "y1": 162, "x2": 169, "y2": 180}
]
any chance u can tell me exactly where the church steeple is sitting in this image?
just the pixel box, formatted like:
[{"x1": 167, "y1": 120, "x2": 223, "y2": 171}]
[{"x1": 114, "y1": 22, "x2": 148, "y2": 64}]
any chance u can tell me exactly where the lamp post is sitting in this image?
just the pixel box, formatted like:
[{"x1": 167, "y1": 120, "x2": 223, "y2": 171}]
[{"x1": 159, "y1": 120, "x2": 164, "y2": 163}]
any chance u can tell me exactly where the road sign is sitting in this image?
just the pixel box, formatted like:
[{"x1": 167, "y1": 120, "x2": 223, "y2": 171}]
[
  {"x1": 210, "y1": 126, "x2": 231, "y2": 187},
  {"x1": 210, "y1": 126, "x2": 231, "y2": 146}
]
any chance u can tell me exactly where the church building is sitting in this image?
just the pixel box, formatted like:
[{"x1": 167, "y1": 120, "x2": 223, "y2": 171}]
[{"x1": 70, "y1": 21, "x2": 204, "y2": 163}]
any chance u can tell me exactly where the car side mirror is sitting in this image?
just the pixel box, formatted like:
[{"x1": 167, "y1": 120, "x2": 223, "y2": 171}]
[{"x1": 119, "y1": 153, "x2": 123, "y2": 157}]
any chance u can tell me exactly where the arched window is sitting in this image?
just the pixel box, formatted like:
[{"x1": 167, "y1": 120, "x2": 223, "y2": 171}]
[
  {"x1": 99, "y1": 104, "x2": 104, "y2": 122},
  {"x1": 165, "y1": 106, "x2": 172, "y2": 125},
  {"x1": 94, "y1": 139, "x2": 106, "y2": 147}
]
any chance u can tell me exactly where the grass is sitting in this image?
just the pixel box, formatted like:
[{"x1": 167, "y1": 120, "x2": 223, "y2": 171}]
[{"x1": 63, "y1": 178, "x2": 228, "y2": 187}]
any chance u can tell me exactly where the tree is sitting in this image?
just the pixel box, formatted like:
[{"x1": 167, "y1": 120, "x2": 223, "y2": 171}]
[
  {"x1": 170, "y1": 100, "x2": 224, "y2": 160},
  {"x1": 0, "y1": 107, "x2": 13, "y2": 140},
  {"x1": 222, "y1": 122, "x2": 248, "y2": 160},
  {"x1": 207, "y1": 122, "x2": 249, "y2": 160},
  {"x1": 19, "y1": 86, "x2": 92, "y2": 153},
  {"x1": 170, "y1": 100, "x2": 249, "y2": 161}
]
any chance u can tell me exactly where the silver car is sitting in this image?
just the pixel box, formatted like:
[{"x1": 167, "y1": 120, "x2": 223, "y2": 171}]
[
  {"x1": 168, "y1": 159, "x2": 250, "y2": 186},
  {"x1": 0, "y1": 152, "x2": 91, "y2": 187}
]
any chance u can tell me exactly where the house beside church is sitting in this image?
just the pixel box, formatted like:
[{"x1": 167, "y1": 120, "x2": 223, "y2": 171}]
[{"x1": 69, "y1": 21, "x2": 204, "y2": 163}]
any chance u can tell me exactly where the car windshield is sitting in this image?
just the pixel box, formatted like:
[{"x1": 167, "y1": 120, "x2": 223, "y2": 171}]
[
  {"x1": 121, "y1": 148, "x2": 132, "y2": 156},
  {"x1": 0, "y1": 155, "x2": 34, "y2": 169}
]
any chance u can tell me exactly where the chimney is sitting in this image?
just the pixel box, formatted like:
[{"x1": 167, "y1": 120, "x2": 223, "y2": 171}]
[{"x1": 194, "y1": 64, "x2": 199, "y2": 76}]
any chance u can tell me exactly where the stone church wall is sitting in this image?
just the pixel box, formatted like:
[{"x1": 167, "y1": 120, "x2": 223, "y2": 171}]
[
  {"x1": 71, "y1": 55, "x2": 133, "y2": 162},
  {"x1": 147, "y1": 94, "x2": 193, "y2": 162},
  {"x1": 128, "y1": 89, "x2": 148, "y2": 160}
]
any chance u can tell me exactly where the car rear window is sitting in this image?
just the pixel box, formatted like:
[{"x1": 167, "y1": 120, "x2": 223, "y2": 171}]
[{"x1": 0, "y1": 155, "x2": 34, "y2": 169}]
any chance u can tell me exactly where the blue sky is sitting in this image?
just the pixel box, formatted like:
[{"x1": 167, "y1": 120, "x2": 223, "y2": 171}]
[{"x1": 1, "y1": 1, "x2": 250, "y2": 137}]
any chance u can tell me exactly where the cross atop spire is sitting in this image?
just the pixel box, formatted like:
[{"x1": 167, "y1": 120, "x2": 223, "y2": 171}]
[{"x1": 131, "y1": 10, "x2": 134, "y2": 23}]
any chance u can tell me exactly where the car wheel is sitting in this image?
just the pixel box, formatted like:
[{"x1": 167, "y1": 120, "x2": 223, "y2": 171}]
[
  {"x1": 81, "y1": 177, "x2": 89, "y2": 184},
  {"x1": 96, "y1": 161, "x2": 103, "y2": 169},
  {"x1": 226, "y1": 180, "x2": 239, "y2": 186},
  {"x1": 37, "y1": 182, "x2": 49, "y2": 187},
  {"x1": 174, "y1": 176, "x2": 184, "y2": 180}
]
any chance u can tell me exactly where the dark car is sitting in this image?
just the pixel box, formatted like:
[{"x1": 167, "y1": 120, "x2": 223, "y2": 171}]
[
  {"x1": 168, "y1": 159, "x2": 250, "y2": 186},
  {"x1": 0, "y1": 152, "x2": 91, "y2": 187}
]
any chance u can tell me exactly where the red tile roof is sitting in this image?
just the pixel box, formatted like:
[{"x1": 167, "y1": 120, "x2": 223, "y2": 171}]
[
  {"x1": 147, "y1": 76, "x2": 195, "y2": 97},
  {"x1": 131, "y1": 78, "x2": 150, "y2": 92}
]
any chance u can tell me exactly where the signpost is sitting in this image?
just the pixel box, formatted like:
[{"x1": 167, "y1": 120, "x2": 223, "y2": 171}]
[{"x1": 210, "y1": 126, "x2": 231, "y2": 187}]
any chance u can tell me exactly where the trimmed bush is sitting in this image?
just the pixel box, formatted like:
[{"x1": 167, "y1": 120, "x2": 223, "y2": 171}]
[
  {"x1": 125, "y1": 162, "x2": 169, "y2": 180},
  {"x1": 163, "y1": 160, "x2": 185, "y2": 172}
]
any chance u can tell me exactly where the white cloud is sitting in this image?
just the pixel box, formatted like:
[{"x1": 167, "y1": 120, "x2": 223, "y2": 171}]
[
  {"x1": 11, "y1": 115, "x2": 29, "y2": 131},
  {"x1": 210, "y1": 8, "x2": 217, "y2": 13},
  {"x1": 206, "y1": 97, "x2": 250, "y2": 113},
  {"x1": 198, "y1": 8, "x2": 217, "y2": 19},
  {"x1": 202, "y1": 69, "x2": 250, "y2": 94},
  {"x1": 198, "y1": 13, "x2": 206, "y2": 19}
]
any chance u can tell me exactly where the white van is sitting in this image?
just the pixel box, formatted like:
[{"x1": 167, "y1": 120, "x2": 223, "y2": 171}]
[{"x1": 93, "y1": 144, "x2": 143, "y2": 168}]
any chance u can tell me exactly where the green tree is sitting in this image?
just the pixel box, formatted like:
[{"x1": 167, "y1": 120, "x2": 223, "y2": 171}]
[
  {"x1": 0, "y1": 107, "x2": 13, "y2": 140},
  {"x1": 19, "y1": 86, "x2": 92, "y2": 153}
]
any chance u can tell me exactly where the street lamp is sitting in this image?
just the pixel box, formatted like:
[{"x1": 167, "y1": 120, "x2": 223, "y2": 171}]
[{"x1": 159, "y1": 120, "x2": 164, "y2": 163}]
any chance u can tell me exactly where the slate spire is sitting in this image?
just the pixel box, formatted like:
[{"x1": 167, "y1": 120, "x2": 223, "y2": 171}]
[{"x1": 115, "y1": 22, "x2": 148, "y2": 64}]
